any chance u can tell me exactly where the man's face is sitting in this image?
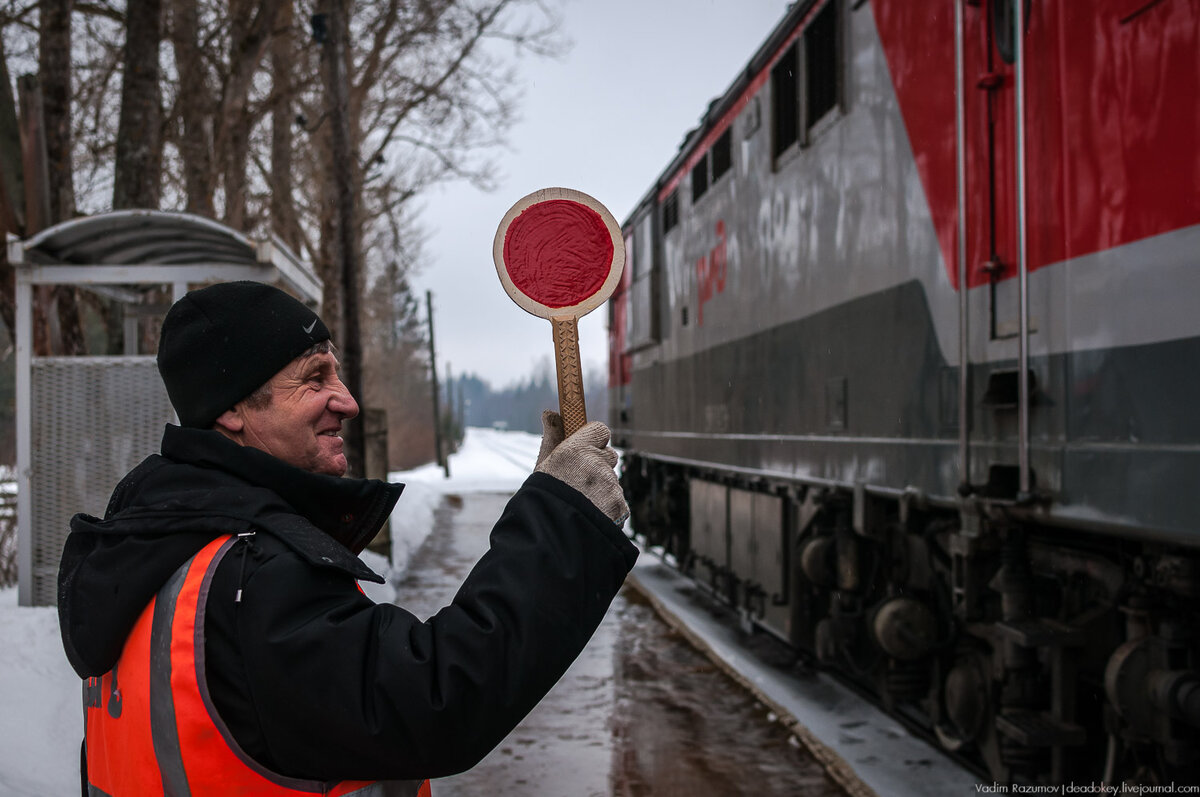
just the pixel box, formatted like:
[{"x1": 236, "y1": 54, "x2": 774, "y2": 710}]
[{"x1": 234, "y1": 349, "x2": 359, "y2": 476}]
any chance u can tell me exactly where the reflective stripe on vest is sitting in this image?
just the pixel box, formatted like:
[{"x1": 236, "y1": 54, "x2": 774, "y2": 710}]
[{"x1": 84, "y1": 535, "x2": 431, "y2": 797}]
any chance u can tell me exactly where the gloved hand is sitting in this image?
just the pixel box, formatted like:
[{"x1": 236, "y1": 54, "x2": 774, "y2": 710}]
[
  {"x1": 535, "y1": 410, "x2": 565, "y2": 469},
  {"x1": 535, "y1": 410, "x2": 629, "y2": 526}
]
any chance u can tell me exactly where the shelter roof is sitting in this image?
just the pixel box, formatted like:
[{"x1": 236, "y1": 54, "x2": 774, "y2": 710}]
[{"x1": 8, "y1": 209, "x2": 320, "y2": 303}]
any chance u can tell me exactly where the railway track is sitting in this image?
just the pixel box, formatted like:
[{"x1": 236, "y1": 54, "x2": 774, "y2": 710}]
[{"x1": 625, "y1": 547, "x2": 981, "y2": 797}]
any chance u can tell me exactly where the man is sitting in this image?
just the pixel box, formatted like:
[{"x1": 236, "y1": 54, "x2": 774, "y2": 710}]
[{"x1": 57, "y1": 281, "x2": 637, "y2": 795}]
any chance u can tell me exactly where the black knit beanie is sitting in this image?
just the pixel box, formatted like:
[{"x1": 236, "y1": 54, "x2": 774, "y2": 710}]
[{"x1": 157, "y1": 281, "x2": 331, "y2": 428}]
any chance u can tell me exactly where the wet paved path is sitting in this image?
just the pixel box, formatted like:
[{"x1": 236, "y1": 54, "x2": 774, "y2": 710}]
[{"x1": 393, "y1": 491, "x2": 846, "y2": 796}]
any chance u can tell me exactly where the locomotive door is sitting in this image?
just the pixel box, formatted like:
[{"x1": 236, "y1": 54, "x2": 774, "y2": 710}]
[{"x1": 959, "y1": 0, "x2": 1027, "y2": 341}]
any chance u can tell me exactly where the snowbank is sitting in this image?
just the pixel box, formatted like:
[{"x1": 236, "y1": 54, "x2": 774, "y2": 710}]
[{"x1": 0, "y1": 586, "x2": 80, "y2": 796}]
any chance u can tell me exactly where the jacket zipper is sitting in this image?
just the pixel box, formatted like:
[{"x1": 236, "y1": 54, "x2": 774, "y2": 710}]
[{"x1": 234, "y1": 531, "x2": 257, "y2": 604}]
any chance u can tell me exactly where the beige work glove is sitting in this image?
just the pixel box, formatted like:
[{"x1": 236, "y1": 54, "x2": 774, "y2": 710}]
[{"x1": 535, "y1": 410, "x2": 629, "y2": 525}]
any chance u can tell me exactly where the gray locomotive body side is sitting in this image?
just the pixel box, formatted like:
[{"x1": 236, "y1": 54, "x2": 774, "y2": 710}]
[{"x1": 614, "y1": 0, "x2": 1200, "y2": 544}]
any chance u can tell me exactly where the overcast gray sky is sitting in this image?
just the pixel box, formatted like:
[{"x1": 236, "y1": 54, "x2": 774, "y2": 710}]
[{"x1": 415, "y1": 0, "x2": 790, "y2": 389}]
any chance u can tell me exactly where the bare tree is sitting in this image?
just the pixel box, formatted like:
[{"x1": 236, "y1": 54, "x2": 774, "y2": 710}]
[
  {"x1": 313, "y1": 0, "x2": 367, "y2": 474},
  {"x1": 68, "y1": 4, "x2": 123, "y2": 213},
  {"x1": 39, "y1": 0, "x2": 86, "y2": 355},
  {"x1": 300, "y1": 0, "x2": 565, "y2": 470},
  {"x1": 268, "y1": 0, "x2": 298, "y2": 250},
  {"x1": 213, "y1": 0, "x2": 279, "y2": 228},
  {"x1": 0, "y1": 27, "x2": 27, "y2": 340},
  {"x1": 168, "y1": 0, "x2": 214, "y2": 215},
  {"x1": 1, "y1": 0, "x2": 566, "y2": 464},
  {"x1": 38, "y1": 0, "x2": 72, "y2": 221},
  {"x1": 113, "y1": 0, "x2": 162, "y2": 208},
  {"x1": 362, "y1": 263, "x2": 436, "y2": 469}
]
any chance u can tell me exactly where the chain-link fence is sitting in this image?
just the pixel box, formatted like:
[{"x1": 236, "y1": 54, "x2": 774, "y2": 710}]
[{"x1": 0, "y1": 466, "x2": 16, "y2": 589}]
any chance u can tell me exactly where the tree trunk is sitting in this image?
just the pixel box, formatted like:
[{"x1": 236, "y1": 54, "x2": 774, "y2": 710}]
[
  {"x1": 53, "y1": 285, "x2": 85, "y2": 355},
  {"x1": 222, "y1": 109, "x2": 250, "y2": 229},
  {"x1": 39, "y1": 0, "x2": 75, "y2": 223},
  {"x1": 40, "y1": 0, "x2": 85, "y2": 355},
  {"x1": 17, "y1": 75, "x2": 50, "y2": 235},
  {"x1": 319, "y1": 0, "x2": 365, "y2": 477},
  {"x1": 215, "y1": 0, "x2": 279, "y2": 228},
  {"x1": 168, "y1": 0, "x2": 214, "y2": 216},
  {"x1": 17, "y1": 75, "x2": 55, "y2": 356},
  {"x1": 270, "y1": 0, "x2": 299, "y2": 252},
  {"x1": 113, "y1": 0, "x2": 163, "y2": 209},
  {"x1": 0, "y1": 37, "x2": 26, "y2": 342}
]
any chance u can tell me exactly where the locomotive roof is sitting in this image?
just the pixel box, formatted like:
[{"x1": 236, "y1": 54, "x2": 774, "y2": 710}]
[{"x1": 623, "y1": 0, "x2": 814, "y2": 227}]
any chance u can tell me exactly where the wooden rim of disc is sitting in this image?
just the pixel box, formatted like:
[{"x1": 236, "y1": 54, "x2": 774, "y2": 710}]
[{"x1": 492, "y1": 187, "x2": 626, "y2": 319}]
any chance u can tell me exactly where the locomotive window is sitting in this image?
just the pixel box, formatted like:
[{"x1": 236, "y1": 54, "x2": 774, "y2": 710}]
[
  {"x1": 805, "y1": 0, "x2": 840, "y2": 131},
  {"x1": 662, "y1": 189, "x2": 679, "y2": 233},
  {"x1": 626, "y1": 211, "x2": 661, "y2": 351},
  {"x1": 771, "y1": 41, "x2": 800, "y2": 158},
  {"x1": 691, "y1": 154, "x2": 709, "y2": 202},
  {"x1": 711, "y1": 128, "x2": 732, "y2": 182}
]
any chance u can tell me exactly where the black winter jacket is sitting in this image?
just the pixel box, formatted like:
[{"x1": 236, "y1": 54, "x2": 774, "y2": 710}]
[{"x1": 58, "y1": 425, "x2": 638, "y2": 781}]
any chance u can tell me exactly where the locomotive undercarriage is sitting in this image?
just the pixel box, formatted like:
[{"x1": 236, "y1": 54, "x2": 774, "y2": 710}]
[{"x1": 621, "y1": 453, "x2": 1200, "y2": 786}]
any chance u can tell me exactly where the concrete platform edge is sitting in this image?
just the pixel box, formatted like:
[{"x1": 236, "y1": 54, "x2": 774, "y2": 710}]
[{"x1": 625, "y1": 555, "x2": 982, "y2": 797}]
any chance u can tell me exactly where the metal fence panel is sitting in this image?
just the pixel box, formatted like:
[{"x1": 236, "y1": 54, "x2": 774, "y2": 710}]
[{"x1": 30, "y1": 356, "x2": 175, "y2": 606}]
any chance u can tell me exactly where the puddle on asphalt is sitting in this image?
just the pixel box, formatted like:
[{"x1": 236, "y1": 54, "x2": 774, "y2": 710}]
[{"x1": 609, "y1": 589, "x2": 846, "y2": 797}]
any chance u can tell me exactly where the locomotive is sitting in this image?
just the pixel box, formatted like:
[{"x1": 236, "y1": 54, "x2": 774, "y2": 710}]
[{"x1": 607, "y1": 0, "x2": 1200, "y2": 786}]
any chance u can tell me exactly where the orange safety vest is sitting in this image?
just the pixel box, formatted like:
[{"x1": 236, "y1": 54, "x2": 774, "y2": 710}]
[{"x1": 83, "y1": 535, "x2": 431, "y2": 797}]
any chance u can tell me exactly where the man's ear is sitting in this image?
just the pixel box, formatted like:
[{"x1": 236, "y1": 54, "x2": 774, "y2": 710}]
[{"x1": 214, "y1": 406, "x2": 245, "y2": 435}]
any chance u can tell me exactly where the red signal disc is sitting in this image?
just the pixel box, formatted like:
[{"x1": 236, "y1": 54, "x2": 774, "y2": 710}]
[
  {"x1": 493, "y1": 187, "x2": 625, "y2": 321},
  {"x1": 501, "y1": 199, "x2": 614, "y2": 309}
]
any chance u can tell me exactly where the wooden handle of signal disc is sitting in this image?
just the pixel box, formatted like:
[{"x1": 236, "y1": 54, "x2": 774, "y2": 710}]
[{"x1": 552, "y1": 316, "x2": 587, "y2": 437}]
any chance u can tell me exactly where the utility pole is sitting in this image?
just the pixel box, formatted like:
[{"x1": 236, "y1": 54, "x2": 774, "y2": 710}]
[
  {"x1": 454, "y1": 366, "x2": 465, "y2": 435},
  {"x1": 426, "y1": 290, "x2": 449, "y2": 478},
  {"x1": 445, "y1": 361, "x2": 454, "y2": 447},
  {"x1": 315, "y1": 1, "x2": 365, "y2": 477}
]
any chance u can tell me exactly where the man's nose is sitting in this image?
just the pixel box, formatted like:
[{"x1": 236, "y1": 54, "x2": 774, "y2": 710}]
[{"x1": 330, "y1": 378, "x2": 360, "y2": 419}]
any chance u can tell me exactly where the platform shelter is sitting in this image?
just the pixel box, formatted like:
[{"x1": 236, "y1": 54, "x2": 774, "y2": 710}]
[{"x1": 9, "y1": 210, "x2": 321, "y2": 606}]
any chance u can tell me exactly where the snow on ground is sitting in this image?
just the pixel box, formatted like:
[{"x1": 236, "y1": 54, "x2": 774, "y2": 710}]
[
  {"x1": 0, "y1": 585, "x2": 82, "y2": 796},
  {"x1": 388, "y1": 425, "x2": 541, "y2": 572},
  {"x1": 360, "y1": 426, "x2": 541, "y2": 603},
  {"x1": 0, "y1": 426, "x2": 542, "y2": 796}
]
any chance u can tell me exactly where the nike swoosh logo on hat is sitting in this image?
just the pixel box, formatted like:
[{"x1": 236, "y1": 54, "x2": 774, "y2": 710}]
[{"x1": 303, "y1": 319, "x2": 318, "y2": 334}]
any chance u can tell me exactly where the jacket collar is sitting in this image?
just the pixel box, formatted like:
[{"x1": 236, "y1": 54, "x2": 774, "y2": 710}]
[
  {"x1": 160, "y1": 425, "x2": 403, "y2": 564},
  {"x1": 59, "y1": 427, "x2": 403, "y2": 678}
]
